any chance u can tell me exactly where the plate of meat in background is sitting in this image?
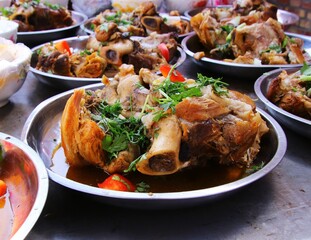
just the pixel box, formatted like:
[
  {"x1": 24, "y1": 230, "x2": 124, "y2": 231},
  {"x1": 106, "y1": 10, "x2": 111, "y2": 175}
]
[{"x1": 30, "y1": 34, "x2": 186, "y2": 89}]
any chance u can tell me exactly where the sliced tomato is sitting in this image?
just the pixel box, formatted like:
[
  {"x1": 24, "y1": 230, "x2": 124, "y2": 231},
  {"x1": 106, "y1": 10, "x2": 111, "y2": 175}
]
[
  {"x1": 98, "y1": 174, "x2": 136, "y2": 192},
  {"x1": 54, "y1": 40, "x2": 72, "y2": 55},
  {"x1": 0, "y1": 180, "x2": 7, "y2": 197},
  {"x1": 159, "y1": 65, "x2": 185, "y2": 82},
  {"x1": 158, "y1": 43, "x2": 170, "y2": 62}
]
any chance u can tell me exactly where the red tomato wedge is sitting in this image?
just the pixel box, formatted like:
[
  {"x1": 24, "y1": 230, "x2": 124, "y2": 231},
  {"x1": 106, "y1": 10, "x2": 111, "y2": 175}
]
[
  {"x1": 0, "y1": 180, "x2": 7, "y2": 197},
  {"x1": 159, "y1": 65, "x2": 185, "y2": 82},
  {"x1": 54, "y1": 40, "x2": 72, "y2": 55},
  {"x1": 158, "y1": 43, "x2": 170, "y2": 62},
  {"x1": 98, "y1": 174, "x2": 136, "y2": 192}
]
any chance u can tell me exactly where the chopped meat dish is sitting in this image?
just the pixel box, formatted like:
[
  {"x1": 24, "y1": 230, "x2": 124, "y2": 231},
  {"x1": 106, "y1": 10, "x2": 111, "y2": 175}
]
[
  {"x1": 31, "y1": 32, "x2": 178, "y2": 78},
  {"x1": 267, "y1": 64, "x2": 311, "y2": 120},
  {"x1": 190, "y1": 0, "x2": 310, "y2": 65},
  {"x1": 1, "y1": 1, "x2": 74, "y2": 32},
  {"x1": 61, "y1": 64, "x2": 269, "y2": 176},
  {"x1": 90, "y1": 1, "x2": 191, "y2": 38}
]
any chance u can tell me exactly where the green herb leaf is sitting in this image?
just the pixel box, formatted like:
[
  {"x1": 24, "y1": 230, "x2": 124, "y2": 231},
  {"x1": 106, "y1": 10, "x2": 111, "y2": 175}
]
[
  {"x1": 135, "y1": 181, "x2": 150, "y2": 193},
  {"x1": 245, "y1": 161, "x2": 265, "y2": 174},
  {"x1": 91, "y1": 101, "x2": 150, "y2": 161},
  {"x1": 300, "y1": 62, "x2": 311, "y2": 76},
  {"x1": 197, "y1": 73, "x2": 229, "y2": 96},
  {"x1": 124, "y1": 154, "x2": 146, "y2": 173}
]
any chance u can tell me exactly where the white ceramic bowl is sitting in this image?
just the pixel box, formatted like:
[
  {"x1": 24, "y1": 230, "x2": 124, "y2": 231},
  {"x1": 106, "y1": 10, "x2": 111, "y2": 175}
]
[
  {"x1": 0, "y1": 132, "x2": 49, "y2": 240},
  {"x1": 0, "y1": 20, "x2": 18, "y2": 43},
  {"x1": 0, "y1": 37, "x2": 32, "y2": 107}
]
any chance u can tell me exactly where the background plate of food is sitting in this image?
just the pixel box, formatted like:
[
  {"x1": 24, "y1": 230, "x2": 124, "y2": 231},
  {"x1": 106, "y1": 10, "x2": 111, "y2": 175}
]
[
  {"x1": 184, "y1": 7, "x2": 299, "y2": 30},
  {"x1": 79, "y1": 2, "x2": 192, "y2": 39},
  {"x1": 21, "y1": 68, "x2": 286, "y2": 208},
  {"x1": 0, "y1": 1, "x2": 87, "y2": 47},
  {"x1": 30, "y1": 34, "x2": 186, "y2": 89},
  {"x1": 254, "y1": 66, "x2": 311, "y2": 138},
  {"x1": 17, "y1": 11, "x2": 87, "y2": 47},
  {"x1": 182, "y1": 32, "x2": 311, "y2": 80}
]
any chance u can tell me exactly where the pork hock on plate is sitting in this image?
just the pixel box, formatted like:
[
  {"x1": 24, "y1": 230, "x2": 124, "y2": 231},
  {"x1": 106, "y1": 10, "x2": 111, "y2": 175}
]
[{"x1": 61, "y1": 64, "x2": 269, "y2": 176}]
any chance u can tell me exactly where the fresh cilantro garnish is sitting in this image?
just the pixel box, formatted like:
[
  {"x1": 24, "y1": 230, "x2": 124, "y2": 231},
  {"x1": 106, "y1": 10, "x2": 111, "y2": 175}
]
[
  {"x1": 91, "y1": 101, "x2": 150, "y2": 161},
  {"x1": 300, "y1": 62, "x2": 311, "y2": 76},
  {"x1": 282, "y1": 36, "x2": 289, "y2": 48},
  {"x1": 0, "y1": 7, "x2": 13, "y2": 16},
  {"x1": 124, "y1": 154, "x2": 146, "y2": 173},
  {"x1": 152, "y1": 68, "x2": 229, "y2": 121},
  {"x1": 135, "y1": 181, "x2": 150, "y2": 193},
  {"x1": 105, "y1": 11, "x2": 132, "y2": 26},
  {"x1": 44, "y1": 2, "x2": 61, "y2": 10},
  {"x1": 299, "y1": 62, "x2": 311, "y2": 96},
  {"x1": 245, "y1": 161, "x2": 265, "y2": 174},
  {"x1": 80, "y1": 49, "x2": 92, "y2": 56},
  {"x1": 197, "y1": 73, "x2": 229, "y2": 96},
  {"x1": 100, "y1": 23, "x2": 109, "y2": 32},
  {"x1": 221, "y1": 24, "x2": 234, "y2": 34}
]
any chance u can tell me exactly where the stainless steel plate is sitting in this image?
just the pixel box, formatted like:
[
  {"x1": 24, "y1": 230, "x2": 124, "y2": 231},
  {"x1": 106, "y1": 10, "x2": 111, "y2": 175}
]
[
  {"x1": 181, "y1": 32, "x2": 311, "y2": 80},
  {"x1": 254, "y1": 67, "x2": 311, "y2": 138},
  {"x1": 21, "y1": 83, "x2": 287, "y2": 208},
  {"x1": 80, "y1": 14, "x2": 193, "y2": 39},
  {"x1": 17, "y1": 11, "x2": 88, "y2": 47},
  {"x1": 0, "y1": 132, "x2": 48, "y2": 240},
  {"x1": 30, "y1": 36, "x2": 186, "y2": 89}
]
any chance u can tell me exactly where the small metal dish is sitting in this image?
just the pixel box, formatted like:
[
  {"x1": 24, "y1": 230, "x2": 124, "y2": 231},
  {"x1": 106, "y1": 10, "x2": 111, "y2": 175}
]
[
  {"x1": 254, "y1": 67, "x2": 311, "y2": 138},
  {"x1": 181, "y1": 32, "x2": 311, "y2": 80},
  {"x1": 30, "y1": 36, "x2": 186, "y2": 89},
  {"x1": 21, "y1": 83, "x2": 286, "y2": 208},
  {"x1": 17, "y1": 11, "x2": 87, "y2": 47},
  {"x1": 0, "y1": 132, "x2": 49, "y2": 240}
]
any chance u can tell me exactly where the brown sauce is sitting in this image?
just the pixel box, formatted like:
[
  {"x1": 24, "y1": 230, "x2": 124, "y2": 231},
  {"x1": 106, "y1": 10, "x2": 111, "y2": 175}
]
[{"x1": 52, "y1": 147, "x2": 246, "y2": 193}]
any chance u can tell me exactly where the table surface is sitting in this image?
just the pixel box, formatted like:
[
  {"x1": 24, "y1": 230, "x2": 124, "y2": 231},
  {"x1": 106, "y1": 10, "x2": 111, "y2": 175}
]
[{"x1": 1, "y1": 42, "x2": 311, "y2": 240}]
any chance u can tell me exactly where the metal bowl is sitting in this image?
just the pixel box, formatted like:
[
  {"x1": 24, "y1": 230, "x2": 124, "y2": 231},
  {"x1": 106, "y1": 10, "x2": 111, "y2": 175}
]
[
  {"x1": 17, "y1": 11, "x2": 87, "y2": 47},
  {"x1": 254, "y1": 67, "x2": 311, "y2": 138},
  {"x1": 80, "y1": 14, "x2": 193, "y2": 39},
  {"x1": 30, "y1": 36, "x2": 186, "y2": 89},
  {"x1": 181, "y1": 32, "x2": 311, "y2": 80},
  {"x1": 184, "y1": 7, "x2": 299, "y2": 30},
  {"x1": 0, "y1": 132, "x2": 49, "y2": 240},
  {"x1": 21, "y1": 83, "x2": 287, "y2": 208}
]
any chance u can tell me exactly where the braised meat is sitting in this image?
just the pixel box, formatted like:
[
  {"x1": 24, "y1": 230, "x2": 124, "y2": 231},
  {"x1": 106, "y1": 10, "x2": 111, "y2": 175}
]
[
  {"x1": 61, "y1": 64, "x2": 269, "y2": 175},
  {"x1": 31, "y1": 32, "x2": 178, "y2": 78},
  {"x1": 4, "y1": 1, "x2": 73, "y2": 32},
  {"x1": 267, "y1": 67, "x2": 311, "y2": 120},
  {"x1": 190, "y1": 0, "x2": 310, "y2": 65}
]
